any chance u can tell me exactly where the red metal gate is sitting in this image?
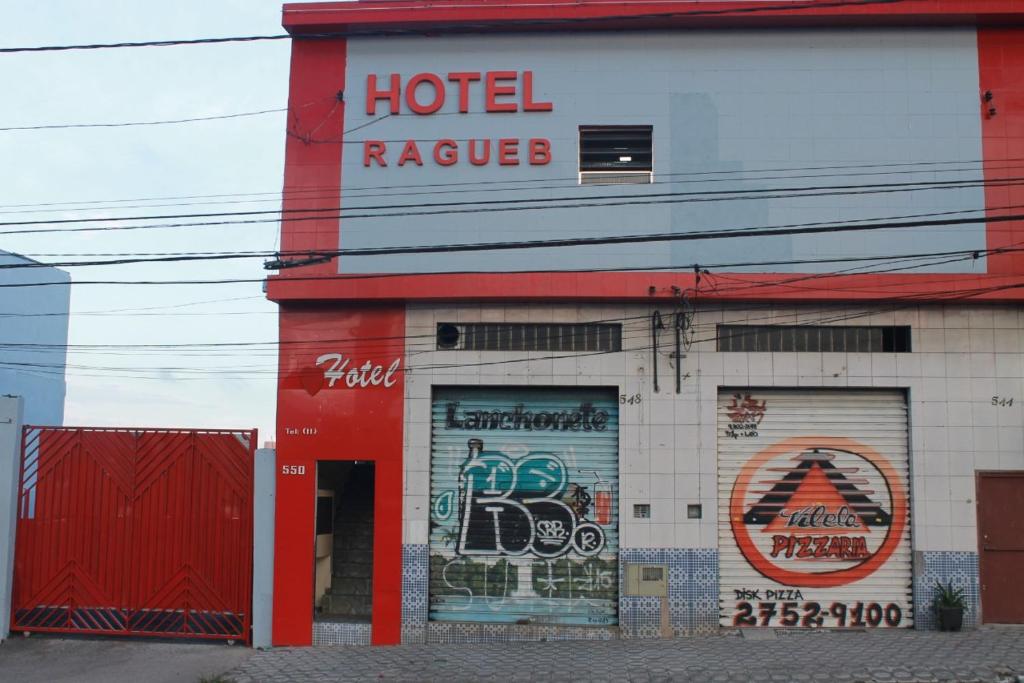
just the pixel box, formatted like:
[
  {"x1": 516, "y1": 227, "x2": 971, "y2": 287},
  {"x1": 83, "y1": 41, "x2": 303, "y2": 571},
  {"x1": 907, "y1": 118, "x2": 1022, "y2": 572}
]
[{"x1": 11, "y1": 427, "x2": 255, "y2": 641}]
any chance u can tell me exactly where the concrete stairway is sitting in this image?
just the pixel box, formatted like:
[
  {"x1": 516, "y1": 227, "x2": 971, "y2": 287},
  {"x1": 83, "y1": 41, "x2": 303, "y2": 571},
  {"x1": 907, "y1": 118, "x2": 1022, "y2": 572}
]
[{"x1": 321, "y1": 466, "x2": 374, "y2": 620}]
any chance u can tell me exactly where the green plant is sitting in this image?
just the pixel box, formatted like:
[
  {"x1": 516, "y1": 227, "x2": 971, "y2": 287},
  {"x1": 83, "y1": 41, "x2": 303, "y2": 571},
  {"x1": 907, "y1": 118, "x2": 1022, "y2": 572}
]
[{"x1": 931, "y1": 580, "x2": 967, "y2": 613}]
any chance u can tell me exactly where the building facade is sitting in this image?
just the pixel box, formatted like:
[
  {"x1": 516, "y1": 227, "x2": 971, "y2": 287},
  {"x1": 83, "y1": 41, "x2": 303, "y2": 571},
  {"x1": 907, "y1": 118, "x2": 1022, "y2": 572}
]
[
  {"x1": 0, "y1": 251, "x2": 70, "y2": 426},
  {"x1": 269, "y1": 1, "x2": 1024, "y2": 646}
]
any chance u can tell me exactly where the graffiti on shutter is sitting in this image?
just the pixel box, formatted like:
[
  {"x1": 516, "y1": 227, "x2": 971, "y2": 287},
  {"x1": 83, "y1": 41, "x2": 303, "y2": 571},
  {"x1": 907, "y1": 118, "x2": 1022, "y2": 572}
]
[
  {"x1": 718, "y1": 389, "x2": 913, "y2": 628},
  {"x1": 429, "y1": 387, "x2": 619, "y2": 626}
]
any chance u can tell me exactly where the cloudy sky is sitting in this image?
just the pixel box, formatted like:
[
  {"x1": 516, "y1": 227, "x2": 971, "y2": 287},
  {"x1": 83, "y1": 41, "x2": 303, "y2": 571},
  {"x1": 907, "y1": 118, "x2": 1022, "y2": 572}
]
[{"x1": 1, "y1": 1, "x2": 298, "y2": 442}]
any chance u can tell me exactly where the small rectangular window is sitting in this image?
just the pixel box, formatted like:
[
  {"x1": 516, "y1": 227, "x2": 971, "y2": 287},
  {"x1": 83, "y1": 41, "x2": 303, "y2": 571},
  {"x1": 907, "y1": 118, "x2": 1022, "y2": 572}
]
[{"x1": 579, "y1": 125, "x2": 653, "y2": 185}]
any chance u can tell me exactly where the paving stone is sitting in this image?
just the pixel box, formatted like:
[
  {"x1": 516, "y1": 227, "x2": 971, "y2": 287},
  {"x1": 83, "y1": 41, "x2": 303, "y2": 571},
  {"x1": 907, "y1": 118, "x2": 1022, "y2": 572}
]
[{"x1": 226, "y1": 626, "x2": 1024, "y2": 683}]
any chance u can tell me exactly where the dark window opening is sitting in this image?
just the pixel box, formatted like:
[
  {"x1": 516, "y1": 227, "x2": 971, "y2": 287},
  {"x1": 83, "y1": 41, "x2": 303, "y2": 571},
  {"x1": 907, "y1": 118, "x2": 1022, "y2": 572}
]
[
  {"x1": 717, "y1": 325, "x2": 912, "y2": 353},
  {"x1": 579, "y1": 125, "x2": 653, "y2": 184}
]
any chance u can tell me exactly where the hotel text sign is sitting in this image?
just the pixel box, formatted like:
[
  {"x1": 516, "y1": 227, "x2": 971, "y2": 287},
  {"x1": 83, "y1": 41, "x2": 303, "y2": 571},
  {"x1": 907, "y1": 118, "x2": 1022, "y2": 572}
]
[{"x1": 362, "y1": 71, "x2": 553, "y2": 168}]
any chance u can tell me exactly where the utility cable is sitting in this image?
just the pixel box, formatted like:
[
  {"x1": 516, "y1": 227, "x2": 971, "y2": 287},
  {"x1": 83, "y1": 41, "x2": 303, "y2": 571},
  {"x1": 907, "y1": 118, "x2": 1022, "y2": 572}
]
[
  {"x1": 0, "y1": 156, "x2": 1011, "y2": 214},
  {"x1": 0, "y1": 211, "x2": 1018, "y2": 271},
  {"x1": 0, "y1": 1, "x2": 906, "y2": 53},
  {"x1": 0, "y1": 107, "x2": 289, "y2": 132},
  {"x1": 0, "y1": 177, "x2": 1017, "y2": 237},
  {"x1": 2, "y1": 175, "x2": 1010, "y2": 228},
  {"x1": 2, "y1": 285, "x2": 1018, "y2": 381},
  {"x1": 0, "y1": 256, "x2": 1018, "y2": 354}
]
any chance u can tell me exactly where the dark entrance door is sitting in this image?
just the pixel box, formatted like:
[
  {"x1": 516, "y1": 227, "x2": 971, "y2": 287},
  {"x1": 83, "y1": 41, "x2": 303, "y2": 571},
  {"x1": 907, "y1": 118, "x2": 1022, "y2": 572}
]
[
  {"x1": 314, "y1": 461, "x2": 375, "y2": 624},
  {"x1": 978, "y1": 472, "x2": 1024, "y2": 624}
]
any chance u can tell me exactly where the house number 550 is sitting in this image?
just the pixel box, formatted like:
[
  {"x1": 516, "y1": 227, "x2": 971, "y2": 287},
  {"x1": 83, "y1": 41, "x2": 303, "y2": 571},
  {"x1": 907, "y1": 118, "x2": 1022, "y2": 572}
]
[{"x1": 281, "y1": 465, "x2": 306, "y2": 475}]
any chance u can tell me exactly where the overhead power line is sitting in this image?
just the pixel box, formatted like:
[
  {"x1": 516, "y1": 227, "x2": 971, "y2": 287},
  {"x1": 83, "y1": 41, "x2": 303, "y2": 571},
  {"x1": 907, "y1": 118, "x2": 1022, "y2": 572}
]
[
  {"x1": 0, "y1": 34, "x2": 290, "y2": 53},
  {"x1": 0, "y1": 107, "x2": 289, "y2": 132},
  {"x1": 0, "y1": 286, "x2": 1018, "y2": 383},
  {"x1": 0, "y1": 176, "x2": 1017, "y2": 237},
  {"x1": 0, "y1": 209, "x2": 1015, "y2": 271},
  {"x1": 0, "y1": 233, "x2": 1012, "y2": 288},
  {"x1": 278, "y1": 211, "x2": 1024, "y2": 258},
  {"x1": 0, "y1": 157, "x2": 1010, "y2": 215},
  {"x1": 0, "y1": 0, "x2": 906, "y2": 53},
  {"x1": 0, "y1": 175, "x2": 1009, "y2": 228}
]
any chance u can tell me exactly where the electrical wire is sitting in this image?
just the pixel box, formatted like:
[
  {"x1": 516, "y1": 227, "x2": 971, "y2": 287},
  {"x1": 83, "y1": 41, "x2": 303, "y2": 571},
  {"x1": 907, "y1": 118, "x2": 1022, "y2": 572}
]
[
  {"x1": 0, "y1": 226, "x2": 1013, "y2": 286},
  {"x1": 2, "y1": 175, "x2": 1009, "y2": 228},
  {"x1": 1, "y1": 156, "x2": 1010, "y2": 215},
  {"x1": 0, "y1": 0, "x2": 907, "y2": 54},
  {"x1": 0, "y1": 107, "x2": 289, "y2": 132},
  {"x1": 0, "y1": 252, "x2": 1019, "y2": 355},
  {"x1": 0, "y1": 206, "x2": 1017, "y2": 273},
  {"x1": 1, "y1": 284, "x2": 1019, "y2": 382},
  {"x1": 0, "y1": 176, "x2": 1016, "y2": 238}
]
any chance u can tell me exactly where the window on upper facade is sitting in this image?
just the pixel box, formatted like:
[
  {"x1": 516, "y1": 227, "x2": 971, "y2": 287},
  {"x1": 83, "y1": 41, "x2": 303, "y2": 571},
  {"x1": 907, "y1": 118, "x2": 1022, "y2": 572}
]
[
  {"x1": 436, "y1": 322, "x2": 622, "y2": 352},
  {"x1": 579, "y1": 125, "x2": 653, "y2": 185},
  {"x1": 716, "y1": 325, "x2": 912, "y2": 353}
]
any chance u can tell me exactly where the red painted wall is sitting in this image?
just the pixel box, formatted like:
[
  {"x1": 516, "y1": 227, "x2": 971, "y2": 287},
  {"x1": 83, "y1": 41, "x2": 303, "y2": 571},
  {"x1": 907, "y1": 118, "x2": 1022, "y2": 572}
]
[
  {"x1": 279, "y1": 37, "x2": 345, "y2": 276},
  {"x1": 283, "y1": 1, "x2": 1024, "y2": 34},
  {"x1": 980, "y1": 28, "x2": 1024, "y2": 276},
  {"x1": 272, "y1": 305, "x2": 405, "y2": 646}
]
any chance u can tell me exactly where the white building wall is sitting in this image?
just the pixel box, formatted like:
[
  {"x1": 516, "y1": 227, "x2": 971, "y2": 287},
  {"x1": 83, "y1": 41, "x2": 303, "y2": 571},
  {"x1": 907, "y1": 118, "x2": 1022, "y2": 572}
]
[
  {"x1": 0, "y1": 252, "x2": 70, "y2": 426},
  {"x1": 399, "y1": 302, "x2": 1022, "y2": 639}
]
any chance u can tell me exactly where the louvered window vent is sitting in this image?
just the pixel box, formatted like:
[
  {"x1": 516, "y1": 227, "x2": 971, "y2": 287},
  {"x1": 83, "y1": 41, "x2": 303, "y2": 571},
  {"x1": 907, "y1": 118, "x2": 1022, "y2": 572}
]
[
  {"x1": 436, "y1": 322, "x2": 622, "y2": 352},
  {"x1": 579, "y1": 125, "x2": 653, "y2": 185},
  {"x1": 717, "y1": 325, "x2": 912, "y2": 353}
]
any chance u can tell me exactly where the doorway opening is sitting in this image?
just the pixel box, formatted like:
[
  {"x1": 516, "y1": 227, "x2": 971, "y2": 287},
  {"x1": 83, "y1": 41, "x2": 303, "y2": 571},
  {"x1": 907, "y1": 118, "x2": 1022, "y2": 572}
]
[
  {"x1": 978, "y1": 471, "x2": 1024, "y2": 624},
  {"x1": 314, "y1": 461, "x2": 375, "y2": 624}
]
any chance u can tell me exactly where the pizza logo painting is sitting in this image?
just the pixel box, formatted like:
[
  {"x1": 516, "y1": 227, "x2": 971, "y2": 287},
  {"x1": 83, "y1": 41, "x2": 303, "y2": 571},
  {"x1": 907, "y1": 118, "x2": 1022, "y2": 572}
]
[
  {"x1": 725, "y1": 393, "x2": 767, "y2": 425},
  {"x1": 730, "y1": 436, "x2": 908, "y2": 588}
]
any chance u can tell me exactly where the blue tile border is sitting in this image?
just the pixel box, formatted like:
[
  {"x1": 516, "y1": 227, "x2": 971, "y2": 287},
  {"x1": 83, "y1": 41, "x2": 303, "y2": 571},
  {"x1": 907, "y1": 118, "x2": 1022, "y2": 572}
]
[
  {"x1": 401, "y1": 545, "x2": 979, "y2": 638},
  {"x1": 619, "y1": 548, "x2": 719, "y2": 638},
  {"x1": 401, "y1": 544, "x2": 720, "y2": 642},
  {"x1": 912, "y1": 551, "x2": 980, "y2": 630},
  {"x1": 312, "y1": 621, "x2": 372, "y2": 646},
  {"x1": 401, "y1": 544, "x2": 428, "y2": 627}
]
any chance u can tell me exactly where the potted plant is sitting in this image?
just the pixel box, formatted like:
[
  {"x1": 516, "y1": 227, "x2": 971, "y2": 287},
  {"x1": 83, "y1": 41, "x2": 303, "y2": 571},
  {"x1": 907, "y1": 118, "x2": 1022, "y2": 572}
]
[{"x1": 932, "y1": 580, "x2": 967, "y2": 631}]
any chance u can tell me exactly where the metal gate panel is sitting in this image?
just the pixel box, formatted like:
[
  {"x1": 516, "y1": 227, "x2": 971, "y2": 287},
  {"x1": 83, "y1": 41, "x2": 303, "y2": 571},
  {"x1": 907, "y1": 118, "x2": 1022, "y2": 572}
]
[
  {"x1": 717, "y1": 389, "x2": 912, "y2": 629},
  {"x1": 429, "y1": 387, "x2": 619, "y2": 626},
  {"x1": 11, "y1": 427, "x2": 255, "y2": 640}
]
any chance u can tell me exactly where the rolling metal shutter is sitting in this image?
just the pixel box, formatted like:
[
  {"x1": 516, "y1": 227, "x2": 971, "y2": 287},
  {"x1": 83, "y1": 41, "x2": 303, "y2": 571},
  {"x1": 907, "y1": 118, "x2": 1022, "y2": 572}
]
[
  {"x1": 718, "y1": 389, "x2": 912, "y2": 629},
  {"x1": 429, "y1": 387, "x2": 619, "y2": 626}
]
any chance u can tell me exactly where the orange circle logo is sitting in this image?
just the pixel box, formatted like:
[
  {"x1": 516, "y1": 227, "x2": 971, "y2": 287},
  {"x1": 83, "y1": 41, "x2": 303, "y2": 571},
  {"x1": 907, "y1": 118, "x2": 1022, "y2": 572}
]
[{"x1": 729, "y1": 436, "x2": 908, "y2": 588}]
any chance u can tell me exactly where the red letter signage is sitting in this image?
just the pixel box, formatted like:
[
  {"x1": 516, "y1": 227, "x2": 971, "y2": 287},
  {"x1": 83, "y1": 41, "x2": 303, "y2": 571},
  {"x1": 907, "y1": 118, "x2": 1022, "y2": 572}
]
[{"x1": 361, "y1": 71, "x2": 555, "y2": 168}]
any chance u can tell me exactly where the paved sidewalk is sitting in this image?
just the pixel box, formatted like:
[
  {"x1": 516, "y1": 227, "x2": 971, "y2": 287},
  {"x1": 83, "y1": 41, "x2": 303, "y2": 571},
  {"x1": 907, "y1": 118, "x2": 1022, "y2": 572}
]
[
  {"x1": 227, "y1": 627, "x2": 1024, "y2": 683},
  {"x1": 0, "y1": 635, "x2": 252, "y2": 683}
]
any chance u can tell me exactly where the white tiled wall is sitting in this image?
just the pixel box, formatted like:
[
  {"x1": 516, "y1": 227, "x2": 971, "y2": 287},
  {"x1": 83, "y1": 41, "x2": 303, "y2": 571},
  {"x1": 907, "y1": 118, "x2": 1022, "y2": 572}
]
[{"x1": 402, "y1": 303, "x2": 1024, "y2": 554}]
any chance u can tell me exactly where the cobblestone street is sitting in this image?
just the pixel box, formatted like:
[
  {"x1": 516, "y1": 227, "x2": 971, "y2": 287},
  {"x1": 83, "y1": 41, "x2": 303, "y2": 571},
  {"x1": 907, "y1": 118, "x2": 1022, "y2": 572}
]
[{"x1": 227, "y1": 626, "x2": 1024, "y2": 683}]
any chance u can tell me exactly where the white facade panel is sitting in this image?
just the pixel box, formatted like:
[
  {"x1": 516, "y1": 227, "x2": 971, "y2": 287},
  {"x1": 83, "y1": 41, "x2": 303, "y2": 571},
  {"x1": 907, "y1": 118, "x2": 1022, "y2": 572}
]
[
  {"x1": 400, "y1": 302, "x2": 1024, "y2": 637},
  {"x1": 341, "y1": 30, "x2": 986, "y2": 274}
]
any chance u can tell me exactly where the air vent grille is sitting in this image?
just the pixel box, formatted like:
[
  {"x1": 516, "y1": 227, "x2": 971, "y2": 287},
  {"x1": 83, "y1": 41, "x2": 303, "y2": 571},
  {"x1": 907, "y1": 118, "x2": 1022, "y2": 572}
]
[
  {"x1": 717, "y1": 325, "x2": 912, "y2": 353},
  {"x1": 437, "y1": 323, "x2": 622, "y2": 352}
]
